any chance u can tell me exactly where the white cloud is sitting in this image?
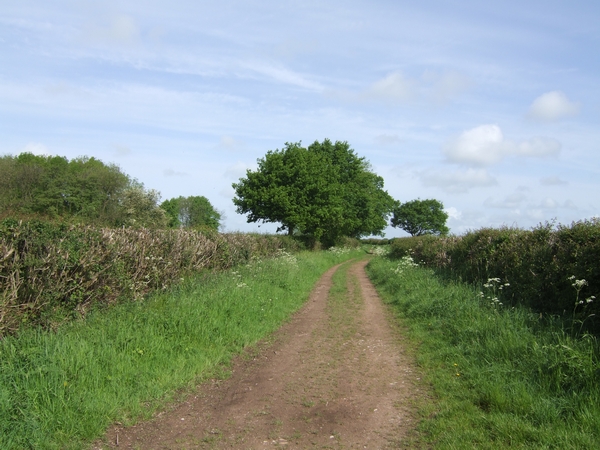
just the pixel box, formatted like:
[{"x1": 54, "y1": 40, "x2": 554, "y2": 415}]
[
  {"x1": 516, "y1": 137, "x2": 561, "y2": 157},
  {"x1": 419, "y1": 167, "x2": 497, "y2": 193},
  {"x1": 538, "y1": 197, "x2": 559, "y2": 209},
  {"x1": 540, "y1": 175, "x2": 568, "y2": 186},
  {"x1": 218, "y1": 136, "x2": 245, "y2": 152},
  {"x1": 445, "y1": 206, "x2": 462, "y2": 220},
  {"x1": 114, "y1": 144, "x2": 132, "y2": 156},
  {"x1": 374, "y1": 134, "x2": 402, "y2": 145},
  {"x1": 163, "y1": 168, "x2": 187, "y2": 177},
  {"x1": 224, "y1": 161, "x2": 253, "y2": 180},
  {"x1": 271, "y1": 38, "x2": 320, "y2": 59},
  {"x1": 242, "y1": 61, "x2": 323, "y2": 91},
  {"x1": 443, "y1": 124, "x2": 561, "y2": 166},
  {"x1": 484, "y1": 192, "x2": 527, "y2": 209},
  {"x1": 364, "y1": 72, "x2": 417, "y2": 104},
  {"x1": 85, "y1": 14, "x2": 141, "y2": 47},
  {"x1": 527, "y1": 91, "x2": 580, "y2": 121},
  {"x1": 444, "y1": 124, "x2": 506, "y2": 166},
  {"x1": 525, "y1": 198, "x2": 577, "y2": 213},
  {"x1": 423, "y1": 70, "x2": 473, "y2": 103},
  {"x1": 219, "y1": 185, "x2": 235, "y2": 198},
  {"x1": 540, "y1": 197, "x2": 559, "y2": 209},
  {"x1": 330, "y1": 69, "x2": 472, "y2": 107},
  {"x1": 526, "y1": 209, "x2": 545, "y2": 221},
  {"x1": 20, "y1": 142, "x2": 50, "y2": 155}
]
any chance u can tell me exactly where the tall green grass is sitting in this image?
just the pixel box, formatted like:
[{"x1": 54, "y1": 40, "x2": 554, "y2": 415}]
[
  {"x1": 367, "y1": 256, "x2": 600, "y2": 449},
  {"x1": 0, "y1": 248, "x2": 363, "y2": 450}
]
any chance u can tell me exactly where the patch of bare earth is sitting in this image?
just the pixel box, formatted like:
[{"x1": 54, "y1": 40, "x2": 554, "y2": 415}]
[{"x1": 97, "y1": 259, "x2": 422, "y2": 449}]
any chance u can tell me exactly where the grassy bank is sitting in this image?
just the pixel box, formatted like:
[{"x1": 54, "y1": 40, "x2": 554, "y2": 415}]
[
  {"x1": 367, "y1": 256, "x2": 600, "y2": 449},
  {"x1": 0, "y1": 247, "x2": 363, "y2": 450}
]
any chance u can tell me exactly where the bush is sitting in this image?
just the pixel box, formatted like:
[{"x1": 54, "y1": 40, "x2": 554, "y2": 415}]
[
  {"x1": 336, "y1": 236, "x2": 361, "y2": 248},
  {"x1": 389, "y1": 235, "x2": 443, "y2": 259},
  {"x1": 360, "y1": 237, "x2": 392, "y2": 245}
]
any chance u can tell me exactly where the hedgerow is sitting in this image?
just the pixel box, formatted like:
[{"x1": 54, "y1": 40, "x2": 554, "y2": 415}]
[
  {"x1": 390, "y1": 219, "x2": 600, "y2": 333},
  {"x1": 0, "y1": 219, "x2": 299, "y2": 336}
]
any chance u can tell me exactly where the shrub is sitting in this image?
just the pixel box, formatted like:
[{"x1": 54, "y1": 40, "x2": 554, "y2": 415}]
[
  {"x1": 360, "y1": 237, "x2": 393, "y2": 245},
  {"x1": 389, "y1": 235, "x2": 444, "y2": 260}
]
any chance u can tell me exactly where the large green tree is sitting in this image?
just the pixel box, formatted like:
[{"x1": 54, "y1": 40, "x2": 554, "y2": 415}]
[
  {"x1": 390, "y1": 198, "x2": 449, "y2": 236},
  {"x1": 232, "y1": 139, "x2": 395, "y2": 245},
  {"x1": 160, "y1": 196, "x2": 221, "y2": 230}
]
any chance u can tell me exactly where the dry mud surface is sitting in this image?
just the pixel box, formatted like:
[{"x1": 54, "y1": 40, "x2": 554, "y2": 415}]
[{"x1": 98, "y1": 259, "x2": 421, "y2": 449}]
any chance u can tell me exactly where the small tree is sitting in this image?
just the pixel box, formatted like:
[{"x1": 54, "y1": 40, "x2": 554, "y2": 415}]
[
  {"x1": 391, "y1": 199, "x2": 449, "y2": 236},
  {"x1": 119, "y1": 184, "x2": 168, "y2": 229},
  {"x1": 160, "y1": 196, "x2": 221, "y2": 231}
]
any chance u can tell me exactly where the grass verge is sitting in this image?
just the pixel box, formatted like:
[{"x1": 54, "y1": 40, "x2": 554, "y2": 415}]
[
  {"x1": 367, "y1": 256, "x2": 600, "y2": 449},
  {"x1": 0, "y1": 248, "x2": 363, "y2": 449}
]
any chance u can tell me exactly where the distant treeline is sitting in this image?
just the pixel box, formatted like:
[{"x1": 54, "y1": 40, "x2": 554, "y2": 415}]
[
  {"x1": 0, "y1": 153, "x2": 220, "y2": 230},
  {"x1": 390, "y1": 220, "x2": 600, "y2": 334}
]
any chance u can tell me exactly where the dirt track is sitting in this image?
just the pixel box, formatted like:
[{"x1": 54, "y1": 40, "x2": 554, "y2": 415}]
[{"x1": 98, "y1": 259, "x2": 421, "y2": 449}]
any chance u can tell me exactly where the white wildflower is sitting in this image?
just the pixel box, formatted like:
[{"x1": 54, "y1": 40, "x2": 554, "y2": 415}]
[
  {"x1": 371, "y1": 246, "x2": 388, "y2": 256},
  {"x1": 328, "y1": 246, "x2": 352, "y2": 255}
]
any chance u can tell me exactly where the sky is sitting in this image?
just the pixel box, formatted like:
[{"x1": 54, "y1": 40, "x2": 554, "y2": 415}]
[{"x1": 1, "y1": 0, "x2": 599, "y2": 236}]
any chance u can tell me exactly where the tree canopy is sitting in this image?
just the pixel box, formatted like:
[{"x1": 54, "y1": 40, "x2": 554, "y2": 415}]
[
  {"x1": 232, "y1": 139, "x2": 395, "y2": 246},
  {"x1": 160, "y1": 196, "x2": 221, "y2": 231},
  {"x1": 0, "y1": 153, "x2": 166, "y2": 228},
  {"x1": 391, "y1": 198, "x2": 449, "y2": 236}
]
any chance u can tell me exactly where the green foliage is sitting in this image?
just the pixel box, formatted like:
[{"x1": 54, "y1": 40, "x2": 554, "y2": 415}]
[
  {"x1": 391, "y1": 198, "x2": 449, "y2": 236},
  {"x1": 160, "y1": 195, "x2": 221, "y2": 230},
  {"x1": 0, "y1": 219, "x2": 302, "y2": 336},
  {"x1": 0, "y1": 153, "x2": 130, "y2": 224},
  {"x1": 119, "y1": 183, "x2": 168, "y2": 229},
  {"x1": 232, "y1": 139, "x2": 395, "y2": 246},
  {"x1": 389, "y1": 235, "x2": 438, "y2": 258},
  {"x1": 367, "y1": 257, "x2": 600, "y2": 448},
  {"x1": 0, "y1": 153, "x2": 196, "y2": 230},
  {"x1": 360, "y1": 237, "x2": 393, "y2": 245},
  {"x1": 0, "y1": 248, "x2": 363, "y2": 449},
  {"x1": 398, "y1": 220, "x2": 600, "y2": 334}
]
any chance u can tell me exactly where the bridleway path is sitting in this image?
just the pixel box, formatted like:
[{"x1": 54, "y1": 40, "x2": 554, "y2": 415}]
[{"x1": 98, "y1": 259, "x2": 421, "y2": 449}]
